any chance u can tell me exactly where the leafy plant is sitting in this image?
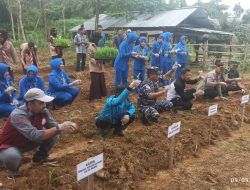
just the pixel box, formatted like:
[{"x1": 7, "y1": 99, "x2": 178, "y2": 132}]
[
  {"x1": 94, "y1": 47, "x2": 118, "y2": 59},
  {"x1": 48, "y1": 170, "x2": 63, "y2": 187},
  {"x1": 54, "y1": 38, "x2": 71, "y2": 47}
]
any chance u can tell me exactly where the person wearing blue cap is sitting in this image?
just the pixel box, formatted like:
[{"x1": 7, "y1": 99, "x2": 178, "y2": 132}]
[
  {"x1": 18, "y1": 65, "x2": 45, "y2": 105},
  {"x1": 0, "y1": 63, "x2": 18, "y2": 117},
  {"x1": 174, "y1": 35, "x2": 189, "y2": 79},
  {"x1": 160, "y1": 32, "x2": 175, "y2": 85},
  {"x1": 47, "y1": 58, "x2": 81, "y2": 108},
  {"x1": 114, "y1": 32, "x2": 139, "y2": 88},
  {"x1": 151, "y1": 34, "x2": 164, "y2": 68},
  {"x1": 132, "y1": 36, "x2": 149, "y2": 91}
]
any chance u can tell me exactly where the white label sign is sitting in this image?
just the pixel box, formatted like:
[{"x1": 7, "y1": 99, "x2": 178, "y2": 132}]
[
  {"x1": 168, "y1": 121, "x2": 181, "y2": 138},
  {"x1": 208, "y1": 104, "x2": 218, "y2": 116},
  {"x1": 77, "y1": 153, "x2": 104, "y2": 181},
  {"x1": 241, "y1": 95, "x2": 249, "y2": 104}
]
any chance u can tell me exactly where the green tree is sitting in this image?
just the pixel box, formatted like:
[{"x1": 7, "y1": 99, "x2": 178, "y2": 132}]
[{"x1": 233, "y1": 3, "x2": 244, "y2": 18}]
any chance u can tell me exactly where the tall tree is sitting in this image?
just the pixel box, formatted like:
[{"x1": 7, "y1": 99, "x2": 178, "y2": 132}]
[
  {"x1": 233, "y1": 3, "x2": 244, "y2": 18},
  {"x1": 17, "y1": 0, "x2": 26, "y2": 41}
]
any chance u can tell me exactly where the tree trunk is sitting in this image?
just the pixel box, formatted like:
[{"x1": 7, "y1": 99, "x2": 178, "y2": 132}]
[
  {"x1": 40, "y1": 0, "x2": 48, "y2": 39},
  {"x1": 95, "y1": 0, "x2": 100, "y2": 30},
  {"x1": 17, "y1": 17, "x2": 20, "y2": 40},
  {"x1": 10, "y1": 12, "x2": 16, "y2": 41},
  {"x1": 32, "y1": 15, "x2": 41, "y2": 34},
  {"x1": 62, "y1": 5, "x2": 66, "y2": 36},
  {"x1": 17, "y1": 0, "x2": 26, "y2": 41}
]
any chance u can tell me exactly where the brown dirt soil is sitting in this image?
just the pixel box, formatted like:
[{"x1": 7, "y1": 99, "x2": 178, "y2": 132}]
[{"x1": 0, "y1": 49, "x2": 250, "y2": 190}]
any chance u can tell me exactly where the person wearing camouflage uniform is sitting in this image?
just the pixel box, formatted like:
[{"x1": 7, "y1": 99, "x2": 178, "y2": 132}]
[{"x1": 137, "y1": 66, "x2": 177, "y2": 125}]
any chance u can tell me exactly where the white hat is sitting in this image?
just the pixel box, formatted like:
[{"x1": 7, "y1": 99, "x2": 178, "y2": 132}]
[
  {"x1": 127, "y1": 29, "x2": 132, "y2": 33},
  {"x1": 24, "y1": 88, "x2": 54, "y2": 102}
]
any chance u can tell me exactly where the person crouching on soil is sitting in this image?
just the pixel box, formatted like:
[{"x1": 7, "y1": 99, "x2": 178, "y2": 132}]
[
  {"x1": 47, "y1": 58, "x2": 81, "y2": 108},
  {"x1": 95, "y1": 80, "x2": 141, "y2": 138},
  {"x1": 137, "y1": 64, "x2": 179, "y2": 126},
  {"x1": 0, "y1": 63, "x2": 19, "y2": 118},
  {"x1": 88, "y1": 33, "x2": 107, "y2": 101},
  {"x1": 223, "y1": 61, "x2": 245, "y2": 94},
  {"x1": 166, "y1": 68, "x2": 204, "y2": 110},
  {"x1": 18, "y1": 65, "x2": 45, "y2": 106},
  {"x1": 0, "y1": 88, "x2": 78, "y2": 179}
]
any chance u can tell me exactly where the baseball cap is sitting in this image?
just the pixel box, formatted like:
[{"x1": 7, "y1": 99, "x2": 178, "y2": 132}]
[{"x1": 24, "y1": 88, "x2": 54, "y2": 102}]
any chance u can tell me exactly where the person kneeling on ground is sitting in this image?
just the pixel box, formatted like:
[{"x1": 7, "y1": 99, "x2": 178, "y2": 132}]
[
  {"x1": 0, "y1": 63, "x2": 19, "y2": 118},
  {"x1": 95, "y1": 80, "x2": 141, "y2": 138},
  {"x1": 47, "y1": 58, "x2": 81, "y2": 108},
  {"x1": 18, "y1": 65, "x2": 45, "y2": 105},
  {"x1": 223, "y1": 61, "x2": 245, "y2": 94},
  {"x1": 203, "y1": 61, "x2": 228, "y2": 100},
  {"x1": 0, "y1": 88, "x2": 78, "y2": 179},
  {"x1": 137, "y1": 65, "x2": 178, "y2": 126},
  {"x1": 167, "y1": 68, "x2": 204, "y2": 110}
]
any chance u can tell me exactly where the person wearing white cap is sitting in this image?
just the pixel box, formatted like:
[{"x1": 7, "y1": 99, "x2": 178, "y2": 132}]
[{"x1": 0, "y1": 88, "x2": 78, "y2": 179}]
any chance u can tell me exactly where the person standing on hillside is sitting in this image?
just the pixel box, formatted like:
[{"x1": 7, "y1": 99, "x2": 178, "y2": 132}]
[
  {"x1": 114, "y1": 32, "x2": 139, "y2": 88},
  {"x1": 132, "y1": 36, "x2": 149, "y2": 92},
  {"x1": 20, "y1": 42, "x2": 38, "y2": 73},
  {"x1": 0, "y1": 88, "x2": 78, "y2": 179},
  {"x1": 74, "y1": 25, "x2": 88, "y2": 72},
  {"x1": 0, "y1": 30, "x2": 18, "y2": 80},
  {"x1": 97, "y1": 25, "x2": 106, "y2": 48},
  {"x1": 151, "y1": 34, "x2": 164, "y2": 68},
  {"x1": 174, "y1": 35, "x2": 189, "y2": 79}
]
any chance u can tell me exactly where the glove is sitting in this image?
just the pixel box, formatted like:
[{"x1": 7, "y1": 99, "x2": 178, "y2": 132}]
[
  {"x1": 121, "y1": 115, "x2": 130, "y2": 125},
  {"x1": 129, "y1": 80, "x2": 141, "y2": 89},
  {"x1": 58, "y1": 121, "x2": 77, "y2": 132},
  {"x1": 172, "y1": 63, "x2": 181, "y2": 71},
  {"x1": 12, "y1": 99, "x2": 19, "y2": 106},
  {"x1": 5, "y1": 86, "x2": 16, "y2": 94},
  {"x1": 155, "y1": 53, "x2": 159, "y2": 57},
  {"x1": 70, "y1": 79, "x2": 81, "y2": 86},
  {"x1": 220, "y1": 96, "x2": 228, "y2": 101}
]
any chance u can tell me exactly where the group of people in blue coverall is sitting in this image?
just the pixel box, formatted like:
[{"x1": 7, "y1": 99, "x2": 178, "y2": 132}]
[
  {"x1": 0, "y1": 58, "x2": 80, "y2": 118},
  {"x1": 114, "y1": 32, "x2": 189, "y2": 89}
]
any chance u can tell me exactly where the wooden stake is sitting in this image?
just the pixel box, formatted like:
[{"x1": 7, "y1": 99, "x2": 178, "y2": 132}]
[
  {"x1": 169, "y1": 136, "x2": 175, "y2": 169},
  {"x1": 209, "y1": 117, "x2": 212, "y2": 145},
  {"x1": 88, "y1": 174, "x2": 94, "y2": 190},
  {"x1": 241, "y1": 104, "x2": 246, "y2": 127}
]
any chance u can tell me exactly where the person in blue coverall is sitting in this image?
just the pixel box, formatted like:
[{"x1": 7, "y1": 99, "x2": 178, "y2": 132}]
[
  {"x1": 0, "y1": 63, "x2": 18, "y2": 117},
  {"x1": 18, "y1": 65, "x2": 45, "y2": 105},
  {"x1": 95, "y1": 80, "x2": 141, "y2": 137},
  {"x1": 132, "y1": 36, "x2": 149, "y2": 85},
  {"x1": 174, "y1": 35, "x2": 189, "y2": 79},
  {"x1": 47, "y1": 58, "x2": 81, "y2": 108},
  {"x1": 114, "y1": 32, "x2": 139, "y2": 88},
  {"x1": 160, "y1": 32, "x2": 174, "y2": 86},
  {"x1": 151, "y1": 34, "x2": 164, "y2": 68}
]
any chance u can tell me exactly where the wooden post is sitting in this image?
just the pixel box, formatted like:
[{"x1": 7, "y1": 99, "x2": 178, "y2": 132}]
[
  {"x1": 169, "y1": 136, "x2": 175, "y2": 169},
  {"x1": 202, "y1": 40, "x2": 208, "y2": 70},
  {"x1": 209, "y1": 117, "x2": 212, "y2": 145},
  {"x1": 242, "y1": 43, "x2": 248, "y2": 79},
  {"x1": 241, "y1": 104, "x2": 246, "y2": 127},
  {"x1": 88, "y1": 174, "x2": 94, "y2": 190}
]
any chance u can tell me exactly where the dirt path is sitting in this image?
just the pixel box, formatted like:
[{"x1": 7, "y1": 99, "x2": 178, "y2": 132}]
[{"x1": 137, "y1": 123, "x2": 250, "y2": 190}]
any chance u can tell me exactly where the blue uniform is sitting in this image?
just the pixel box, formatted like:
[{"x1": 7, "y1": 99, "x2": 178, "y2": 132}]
[
  {"x1": 132, "y1": 36, "x2": 149, "y2": 83},
  {"x1": 98, "y1": 32, "x2": 106, "y2": 48},
  {"x1": 47, "y1": 58, "x2": 79, "y2": 107},
  {"x1": 174, "y1": 35, "x2": 189, "y2": 79},
  {"x1": 0, "y1": 63, "x2": 16, "y2": 117},
  {"x1": 114, "y1": 32, "x2": 139, "y2": 88},
  {"x1": 160, "y1": 32, "x2": 174, "y2": 85},
  {"x1": 18, "y1": 65, "x2": 45, "y2": 105},
  {"x1": 96, "y1": 88, "x2": 135, "y2": 125},
  {"x1": 150, "y1": 34, "x2": 164, "y2": 68}
]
